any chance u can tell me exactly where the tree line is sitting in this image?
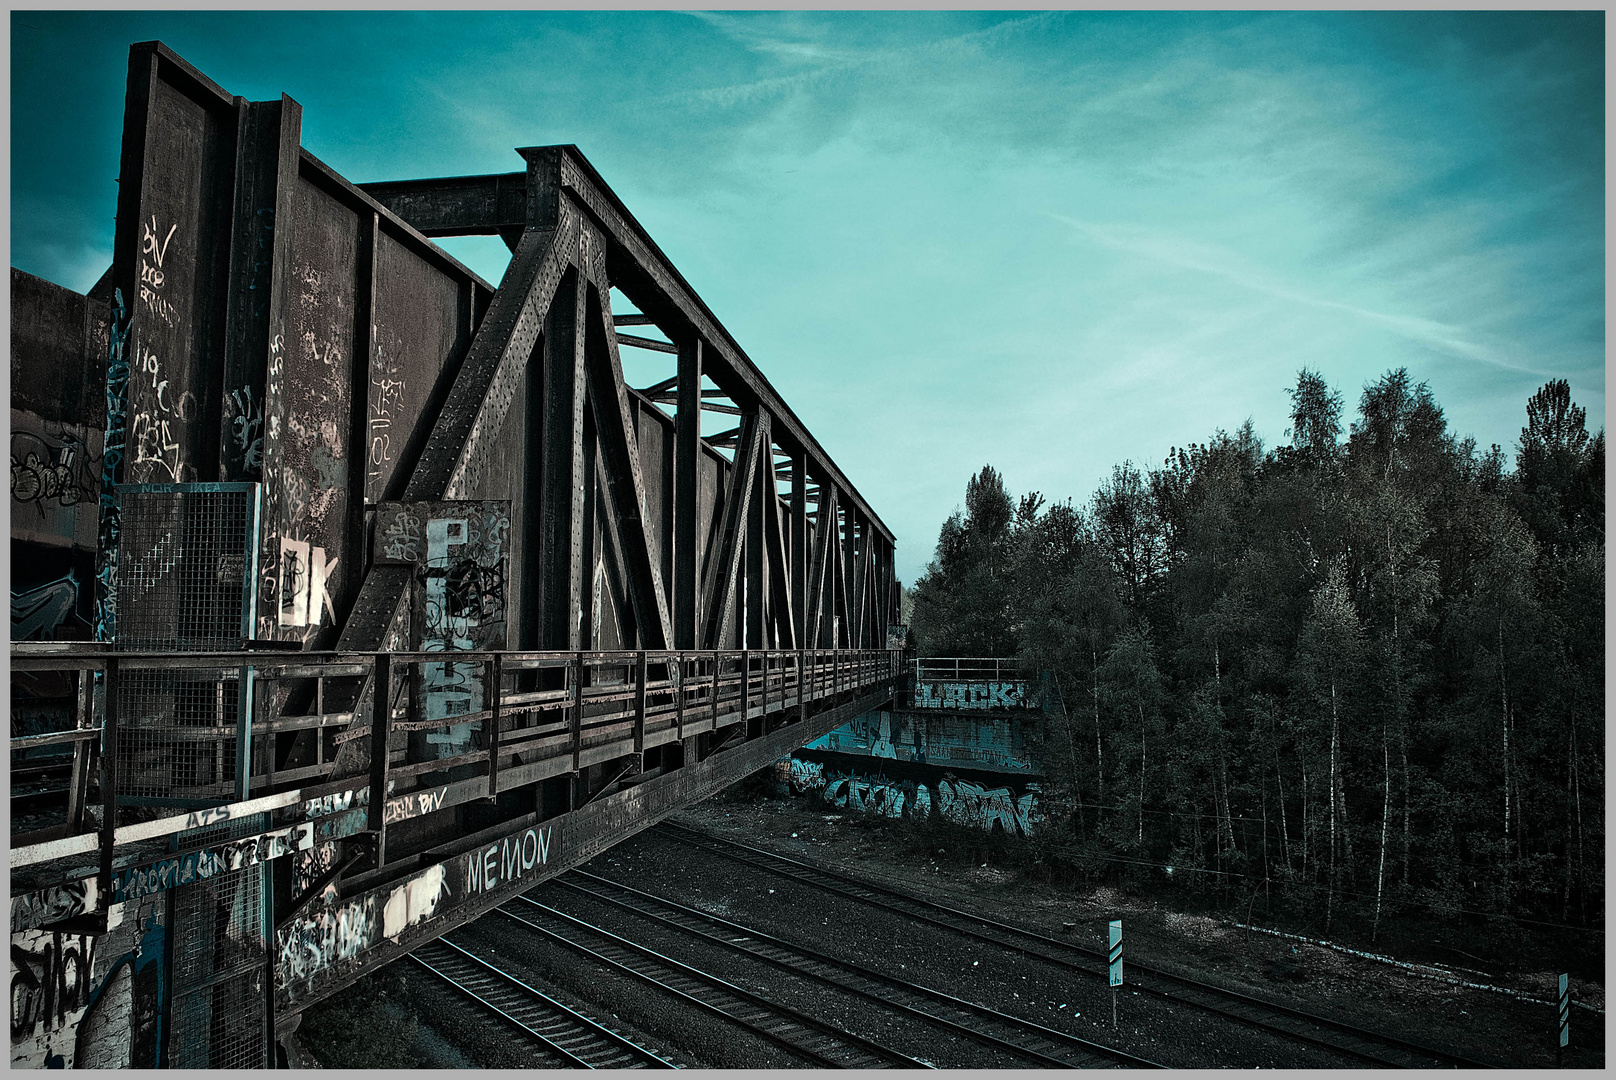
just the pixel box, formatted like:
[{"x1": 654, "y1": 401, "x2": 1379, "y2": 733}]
[{"x1": 911, "y1": 371, "x2": 1603, "y2": 938}]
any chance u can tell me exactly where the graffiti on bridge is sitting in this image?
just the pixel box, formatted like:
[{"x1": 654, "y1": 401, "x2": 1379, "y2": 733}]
[
  {"x1": 465, "y1": 824, "x2": 558, "y2": 894},
  {"x1": 372, "y1": 502, "x2": 511, "y2": 760},
  {"x1": 10, "y1": 880, "x2": 98, "y2": 936},
  {"x1": 111, "y1": 822, "x2": 315, "y2": 903},
  {"x1": 276, "y1": 863, "x2": 450, "y2": 995}
]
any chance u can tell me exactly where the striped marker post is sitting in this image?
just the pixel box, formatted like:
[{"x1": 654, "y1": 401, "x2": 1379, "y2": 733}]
[
  {"x1": 1109, "y1": 920, "x2": 1123, "y2": 1027},
  {"x1": 1557, "y1": 973, "x2": 1569, "y2": 1063}
]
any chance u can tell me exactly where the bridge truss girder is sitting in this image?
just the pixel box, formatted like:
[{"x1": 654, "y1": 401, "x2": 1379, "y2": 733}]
[{"x1": 9, "y1": 38, "x2": 903, "y2": 1070}]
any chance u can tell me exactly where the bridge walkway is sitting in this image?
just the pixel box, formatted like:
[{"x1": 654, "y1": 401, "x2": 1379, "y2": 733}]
[{"x1": 11, "y1": 643, "x2": 898, "y2": 1065}]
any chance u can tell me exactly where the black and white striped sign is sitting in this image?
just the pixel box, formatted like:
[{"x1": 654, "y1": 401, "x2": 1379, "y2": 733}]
[
  {"x1": 1558, "y1": 973, "x2": 1570, "y2": 1048},
  {"x1": 1109, "y1": 920, "x2": 1123, "y2": 987}
]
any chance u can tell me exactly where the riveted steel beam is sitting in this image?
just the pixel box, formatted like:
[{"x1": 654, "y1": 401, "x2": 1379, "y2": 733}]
[
  {"x1": 583, "y1": 276, "x2": 673, "y2": 648},
  {"x1": 358, "y1": 172, "x2": 527, "y2": 237}
]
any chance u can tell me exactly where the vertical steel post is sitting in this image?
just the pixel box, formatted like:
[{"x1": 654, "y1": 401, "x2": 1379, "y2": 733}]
[
  {"x1": 572, "y1": 651, "x2": 584, "y2": 773},
  {"x1": 675, "y1": 652, "x2": 685, "y2": 743},
  {"x1": 98, "y1": 655, "x2": 120, "y2": 905},
  {"x1": 746, "y1": 426, "x2": 767, "y2": 649},
  {"x1": 790, "y1": 450, "x2": 807, "y2": 650},
  {"x1": 741, "y1": 649, "x2": 750, "y2": 723},
  {"x1": 634, "y1": 651, "x2": 647, "y2": 756},
  {"x1": 487, "y1": 654, "x2": 503, "y2": 796},
  {"x1": 235, "y1": 658, "x2": 255, "y2": 803},
  {"x1": 66, "y1": 666, "x2": 93, "y2": 834},
  {"x1": 368, "y1": 653, "x2": 392, "y2": 867},
  {"x1": 674, "y1": 338, "x2": 702, "y2": 650},
  {"x1": 1109, "y1": 918, "x2": 1124, "y2": 1029}
]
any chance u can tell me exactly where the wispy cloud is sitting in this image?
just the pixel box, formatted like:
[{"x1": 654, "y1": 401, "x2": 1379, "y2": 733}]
[
  {"x1": 1046, "y1": 214, "x2": 1559, "y2": 378},
  {"x1": 663, "y1": 12, "x2": 1067, "y2": 110}
]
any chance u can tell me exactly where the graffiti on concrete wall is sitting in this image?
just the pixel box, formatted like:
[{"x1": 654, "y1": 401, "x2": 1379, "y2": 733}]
[
  {"x1": 10, "y1": 897, "x2": 166, "y2": 1069},
  {"x1": 11, "y1": 424, "x2": 100, "y2": 517},
  {"x1": 11, "y1": 571, "x2": 87, "y2": 641},
  {"x1": 824, "y1": 774, "x2": 915, "y2": 819},
  {"x1": 915, "y1": 680, "x2": 1028, "y2": 710},
  {"x1": 808, "y1": 709, "x2": 1036, "y2": 773},
  {"x1": 790, "y1": 758, "x2": 827, "y2": 792},
  {"x1": 934, "y1": 777, "x2": 1041, "y2": 836},
  {"x1": 790, "y1": 761, "x2": 1043, "y2": 837},
  {"x1": 10, "y1": 929, "x2": 97, "y2": 1067},
  {"x1": 94, "y1": 287, "x2": 132, "y2": 642},
  {"x1": 224, "y1": 384, "x2": 264, "y2": 475}
]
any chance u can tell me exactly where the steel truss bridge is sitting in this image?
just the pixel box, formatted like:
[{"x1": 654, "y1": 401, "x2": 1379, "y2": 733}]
[{"x1": 9, "y1": 41, "x2": 900, "y2": 1070}]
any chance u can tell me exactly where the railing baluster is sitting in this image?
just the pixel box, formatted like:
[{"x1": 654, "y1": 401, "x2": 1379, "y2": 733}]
[{"x1": 487, "y1": 654, "x2": 502, "y2": 797}]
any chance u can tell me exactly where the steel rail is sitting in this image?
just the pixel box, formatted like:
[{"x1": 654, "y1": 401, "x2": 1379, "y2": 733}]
[
  {"x1": 552, "y1": 869, "x2": 1167, "y2": 1069},
  {"x1": 493, "y1": 895, "x2": 931, "y2": 1069},
  {"x1": 409, "y1": 936, "x2": 677, "y2": 1068},
  {"x1": 656, "y1": 822, "x2": 1500, "y2": 1070}
]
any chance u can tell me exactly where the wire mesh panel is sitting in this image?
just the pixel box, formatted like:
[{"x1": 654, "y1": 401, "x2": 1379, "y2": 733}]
[
  {"x1": 115, "y1": 485, "x2": 257, "y2": 651},
  {"x1": 117, "y1": 669, "x2": 244, "y2": 799},
  {"x1": 167, "y1": 857, "x2": 271, "y2": 1068},
  {"x1": 112, "y1": 484, "x2": 259, "y2": 801}
]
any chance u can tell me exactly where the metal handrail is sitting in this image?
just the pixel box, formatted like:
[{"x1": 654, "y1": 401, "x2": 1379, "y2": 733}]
[
  {"x1": 912, "y1": 657, "x2": 1029, "y2": 683},
  {"x1": 10, "y1": 645, "x2": 904, "y2": 885}
]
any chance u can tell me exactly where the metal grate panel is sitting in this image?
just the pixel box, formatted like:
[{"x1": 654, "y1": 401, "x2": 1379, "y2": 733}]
[
  {"x1": 114, "y1": 485, "x2": 257, "y2": 651},
  {"x1": 111, "y1": 484, "x2": 260, "y2": 801},
  {"x1": 168, "y1": 863, "x2": 270, "y2": 1068},
  {"x1": 117, "y1": 671, "x2": 244, "y2": 800}
]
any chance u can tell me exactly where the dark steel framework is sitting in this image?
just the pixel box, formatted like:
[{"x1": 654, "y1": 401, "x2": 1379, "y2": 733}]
[{"x1": 9, "y1": 40, "x2": 902, "y2": 1069}]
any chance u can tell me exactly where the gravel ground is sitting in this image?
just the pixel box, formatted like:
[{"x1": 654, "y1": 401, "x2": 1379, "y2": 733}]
[
  {"x1": 300, "y1": 788, "x2": 1605, "y2": 1069},
  {"x1": 668, "y1": 793, "x2": 1605, "y2": 1070}
]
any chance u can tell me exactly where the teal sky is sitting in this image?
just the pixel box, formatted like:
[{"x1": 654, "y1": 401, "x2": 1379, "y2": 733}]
[{"x1": 11, "y1": 11, "x2": 1605, "y2": 586}]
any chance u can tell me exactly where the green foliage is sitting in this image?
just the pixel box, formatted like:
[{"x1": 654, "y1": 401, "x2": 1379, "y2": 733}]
[{"x1": 913, "y1": 372, "x2": 1604, "y2": 935}]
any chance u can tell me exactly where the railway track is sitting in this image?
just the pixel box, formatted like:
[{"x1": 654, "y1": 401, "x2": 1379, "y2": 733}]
[
  {"x1": 491, "y1": 893, "x2": 933, "y2": 1068},
  {"x1": 10, "y1": 760, "x2": 72, "y2": 810},
  {"x1": 409, "y1": 936, "x2": 677, "y2": 1068},
  {"x1": 543, "y1": 868, "x2": 1166, "y2": 1068},
  {"x1": 655, "y1": 820, "x2": 1501, "y2": 1070}
]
